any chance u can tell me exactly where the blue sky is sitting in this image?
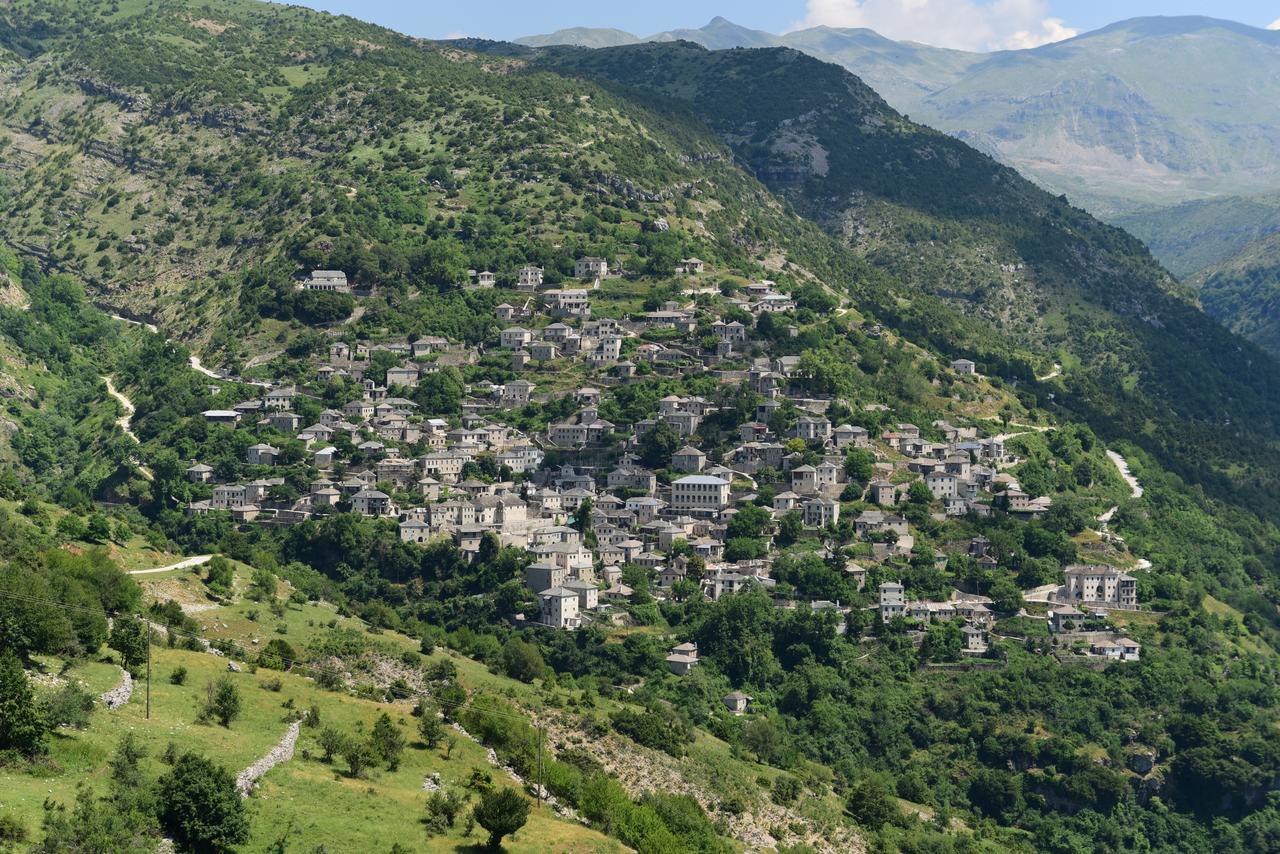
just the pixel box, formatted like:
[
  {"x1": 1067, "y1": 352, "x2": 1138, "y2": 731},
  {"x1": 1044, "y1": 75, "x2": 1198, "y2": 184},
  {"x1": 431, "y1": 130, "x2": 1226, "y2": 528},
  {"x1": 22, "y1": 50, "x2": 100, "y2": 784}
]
[{"x1": 290, "y1": 1, "x2": 1280, "y2": 50}]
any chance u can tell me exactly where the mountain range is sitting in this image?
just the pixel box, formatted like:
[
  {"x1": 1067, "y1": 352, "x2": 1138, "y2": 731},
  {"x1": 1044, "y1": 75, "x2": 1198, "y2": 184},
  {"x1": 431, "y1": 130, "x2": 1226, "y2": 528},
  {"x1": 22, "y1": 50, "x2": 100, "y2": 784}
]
[
  {"x1": 518, "y1": 15, "x2": 1280, "y2": 356},
  {"x1": 2, "y1": 2, "x2": 1280, "y2": 851}
]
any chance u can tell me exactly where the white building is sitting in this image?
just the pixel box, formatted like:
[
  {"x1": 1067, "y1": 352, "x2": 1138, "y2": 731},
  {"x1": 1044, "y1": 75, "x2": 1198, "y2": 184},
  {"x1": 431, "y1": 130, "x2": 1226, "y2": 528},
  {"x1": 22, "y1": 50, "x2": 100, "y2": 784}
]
[
  {"x1": 671, "y1": 475, "x2": 731, "y2": 512},
  {"x1": 304, "y1": 270, "x2": 350, "y2": 293},
  {"x1": 540, "y1": 587, "x2": 581, "y2": 629},
  {"x1": 574, "y1": 256, "x2": 608, "y2": 280}
]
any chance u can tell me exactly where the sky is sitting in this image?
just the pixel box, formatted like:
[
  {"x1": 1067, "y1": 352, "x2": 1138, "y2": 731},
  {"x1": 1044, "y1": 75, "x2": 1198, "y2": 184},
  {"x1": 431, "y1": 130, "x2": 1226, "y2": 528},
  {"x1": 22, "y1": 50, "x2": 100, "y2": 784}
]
[{"x1": 289, "y1": 1, "x2": 1280, "y2": 51}]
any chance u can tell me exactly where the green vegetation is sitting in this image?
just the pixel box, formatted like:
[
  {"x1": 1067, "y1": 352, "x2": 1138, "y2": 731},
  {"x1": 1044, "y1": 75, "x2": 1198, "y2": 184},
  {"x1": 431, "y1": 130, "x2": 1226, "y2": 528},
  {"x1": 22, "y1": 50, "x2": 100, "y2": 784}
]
[{"x1": 0, "y1": 2, "x2": 1278, "y2": 852}]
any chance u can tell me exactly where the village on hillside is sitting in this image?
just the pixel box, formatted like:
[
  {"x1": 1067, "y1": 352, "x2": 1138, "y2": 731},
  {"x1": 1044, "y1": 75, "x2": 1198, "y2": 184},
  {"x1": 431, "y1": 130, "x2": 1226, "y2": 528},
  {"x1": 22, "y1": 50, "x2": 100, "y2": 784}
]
[{"x1": 181, "y1": 259, "x2": 1149, "y2": 670}]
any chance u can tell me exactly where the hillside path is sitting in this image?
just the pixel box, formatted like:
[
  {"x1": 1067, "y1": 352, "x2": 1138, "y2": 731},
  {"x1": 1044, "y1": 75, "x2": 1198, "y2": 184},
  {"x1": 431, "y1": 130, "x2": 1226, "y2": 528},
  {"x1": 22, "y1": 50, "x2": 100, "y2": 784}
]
[
  {"x1": 103, "y1": 375, "x2": 138, "y2": 442},
  {"x1": 103, "y1": 375, "x2": 154, "y2": 481},
  {"x1": 188, "y1": 354, "x2": 220, "y2": 378},
  {"x1": 127, "y1": 555, "x2": 213, "y2": 575},
  {"x1": 1106, "y1": 450, "x2": 1143, "y2": 498}
]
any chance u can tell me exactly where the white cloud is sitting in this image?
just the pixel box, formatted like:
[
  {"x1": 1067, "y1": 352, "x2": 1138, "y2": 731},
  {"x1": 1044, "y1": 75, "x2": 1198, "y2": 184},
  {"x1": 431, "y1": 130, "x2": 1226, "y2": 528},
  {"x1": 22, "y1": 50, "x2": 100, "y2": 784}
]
[
  {"x1": 1268, "y1": 17, "x2": 1280, "y2": 30},
  {"x1": 794, "y1": 0, "x2": 1078, "y2": 51}
]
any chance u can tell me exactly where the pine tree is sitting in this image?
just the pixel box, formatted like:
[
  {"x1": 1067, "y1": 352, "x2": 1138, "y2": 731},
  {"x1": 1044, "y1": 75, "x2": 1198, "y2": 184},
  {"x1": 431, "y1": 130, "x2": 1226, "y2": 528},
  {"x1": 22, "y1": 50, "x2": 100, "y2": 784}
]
[{"x1": 0, "y1": 651, "x2": 45, "y2": 756}]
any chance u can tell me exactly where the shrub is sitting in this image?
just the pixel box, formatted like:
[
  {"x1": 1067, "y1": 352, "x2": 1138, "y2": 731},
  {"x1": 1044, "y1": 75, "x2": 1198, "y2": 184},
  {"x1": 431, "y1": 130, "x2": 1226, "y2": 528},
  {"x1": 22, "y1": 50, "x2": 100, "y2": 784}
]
[
  {"x1": 342, "y1": 736, "x2": 378, "y2": 778},
  {"x1": 772, "y1": 775, "x2": 802, "y2": 806},
  {"x1": 317, "y1": 727, "x2": 344, "y2": 763},
  {"x1": 370, "y1": 712, "x2": 406, "y2": 770},
  {"x1": 202, "y1": 677, "x2": 242, "y2": 728},
  {"x1": 473, "y1": 786, "x2": 529, "y2": 849},
  {"x1": 169, "y1": 666, "x2": 188, "y2": 686},
  {"x1": 42, "y1": 682, "x2": 95, "y2": 730},
  {"x1": 418, "y1": 705, "x2": 444, "y2": 748},
  {"x1": 426, "y1": 789, "x2": 468, "y2": 828},
  {"x1": 0, "y1": 652, "x2": 46, "y2": 756},
  {"x1": 499, "y1": 638, "x2": 545, "y2": 683},
  {"x1": 158, "y1": 753, "x2": 249, "y2": 852}
]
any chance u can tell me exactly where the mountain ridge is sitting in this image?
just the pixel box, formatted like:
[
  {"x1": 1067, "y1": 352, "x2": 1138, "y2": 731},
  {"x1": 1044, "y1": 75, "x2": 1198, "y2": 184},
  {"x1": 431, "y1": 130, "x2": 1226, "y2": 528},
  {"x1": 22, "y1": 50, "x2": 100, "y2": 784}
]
[{"x1": 518, "y1": 15, "x2": 1280, "y2": 217}]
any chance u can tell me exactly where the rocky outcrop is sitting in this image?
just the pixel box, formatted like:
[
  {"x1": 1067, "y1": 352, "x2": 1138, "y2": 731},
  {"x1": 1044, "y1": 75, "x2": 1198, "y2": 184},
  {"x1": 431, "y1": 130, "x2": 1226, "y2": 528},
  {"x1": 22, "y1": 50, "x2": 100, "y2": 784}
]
[
  {"x1": 236, "y1": 718, "x2": 302, "y2": 798},
  {"x1": 100, "y1": 667, "x2": 133, "y2": 710}
]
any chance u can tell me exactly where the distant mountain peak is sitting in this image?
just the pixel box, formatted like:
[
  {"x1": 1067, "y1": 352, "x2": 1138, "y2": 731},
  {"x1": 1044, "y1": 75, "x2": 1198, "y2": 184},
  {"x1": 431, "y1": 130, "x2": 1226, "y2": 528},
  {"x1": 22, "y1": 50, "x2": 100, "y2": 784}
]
[{"x1": 1083, "y1": 15, "x2": 1280, "y2": 43}]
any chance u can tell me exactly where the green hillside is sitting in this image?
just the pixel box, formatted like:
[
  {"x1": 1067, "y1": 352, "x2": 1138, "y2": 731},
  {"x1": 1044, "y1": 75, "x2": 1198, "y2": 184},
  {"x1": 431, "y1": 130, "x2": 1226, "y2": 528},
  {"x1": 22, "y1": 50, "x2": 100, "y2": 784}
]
[
  {"x1": 1114, "y1": 194, "x2": 1280, "y2": 278},
  {"x1": 1, "y1": 3, "x2": 1280, "y2": 853},
  {"x1": 1187, "y1": 231, "x2": 1280, "y2": 355}
]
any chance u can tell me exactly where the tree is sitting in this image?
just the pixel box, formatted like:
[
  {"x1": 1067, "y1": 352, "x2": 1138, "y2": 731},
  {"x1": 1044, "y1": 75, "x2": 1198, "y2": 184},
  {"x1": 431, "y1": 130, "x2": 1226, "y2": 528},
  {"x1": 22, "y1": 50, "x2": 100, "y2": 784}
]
[
  {"x1": 989, "y1": 575, "x2": 1025, "y2": 613},
  {"x1": 418, "y1": 705, "x2": 444, "y2": 748},
  {"x1": 638, "y1": 421, "x2": 680, "y2": 469},
  {"x1": 108, "y1": 617, "x2": 148, "y2": 672},
  {"x1": 847, "y1": 775, "x2": 898, "y2": 831},
  {"x1": 473, "y1": 786, "x2": 529, "y2": 849},
  {"x1": 203, "y1": 677, "x2": 241, "y2": 728},
  {"x1": 776, "y1": 511, "x2": 803, "y2": 547},
  {"x1": 56, "y1": 514, "x2": 87, "y2": 541},
  {"x1": 742, "y1": 716, "x2": 789, "y2": 766},
  {"x1": 86, "y1": 513, "x2": 112, "y2": 543},
  {"x1": 907, "y1": 481, "x2": 934, "y2": 505},
  {"x1": 204, "y1": 556, "x2": 234, "y2": 595},
  {"x1": 726, "y1": 504, "x2": 771, "y2": 541},
  {"x1": 0, "y1": 651, "x2": 46, "y2": 756},
  {"x1": 843, "y1": 448, "x2": 875, "y2": 485},
  {"x1": 158, "y1": 753, "x2": 248, "y2": 853},
  {"x1": 371, "y1": 713, "x2": 406, "y2": 771},
  {"x1": 318, "y1": 726, "x2": 344, "y2": 763},
  {"x1": 499, "y1": 638, "x2": 545, "y2": 684},
  {"x1": 342, "y1": 736, "x2": 378, "y2": 778},
  {"x1": 437, "y1": 682, "x2": 467, "y2": 722}
]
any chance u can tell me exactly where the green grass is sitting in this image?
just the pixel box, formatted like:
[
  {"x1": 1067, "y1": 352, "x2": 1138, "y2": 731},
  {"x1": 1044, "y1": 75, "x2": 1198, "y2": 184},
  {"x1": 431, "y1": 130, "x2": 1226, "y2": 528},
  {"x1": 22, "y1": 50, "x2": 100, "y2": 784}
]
[{"x1": 6, "y1": 645, "x2": 622, "y2": 853}]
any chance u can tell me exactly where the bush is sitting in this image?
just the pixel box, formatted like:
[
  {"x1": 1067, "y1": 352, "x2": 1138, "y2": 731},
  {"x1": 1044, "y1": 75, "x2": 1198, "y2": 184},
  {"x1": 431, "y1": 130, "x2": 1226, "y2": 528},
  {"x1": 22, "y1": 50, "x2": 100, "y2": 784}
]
[
  {"x1": 426, "y1": 789, "x2": 468, "y2": 828},
  {"x1": 499, "y1": 638, "x2": 545, "y2": 683},
  {"x1": 0, "y1": 812, "x2": 27, "y2": 845},
  {"x1": 158, "y1": 753, "x2": 249, "y2": 852},
  {"x1": 42, "y1": 682, "x2": 94, "y2": 730},
  {"x1": 317, "y1": 727, "x2": 344, "y2": 763},
  {"x1": 418, "y1": 705, "x2": 444, "y2": 748},
  {"x1": 370, "y1": 712, "x2": 406, "y2": 770},
  {"x1": 772, "y1": 775, "x2": 802, "y2": 806},
  {"x1": 202, "y1": 677, "x2": 242, "y2": 728},
  {"x1": 342, "y1": 736, "x2": 378, "y2": 779},
  {"x1": 611, "y1": 705, "x2": 692, "y2": 757},
  {"x1": 169, "y1": 666, "x2": 187, "y2": 685},
  {"x1": 473, "y1": 786, "x2": 529, "y2": 849}
]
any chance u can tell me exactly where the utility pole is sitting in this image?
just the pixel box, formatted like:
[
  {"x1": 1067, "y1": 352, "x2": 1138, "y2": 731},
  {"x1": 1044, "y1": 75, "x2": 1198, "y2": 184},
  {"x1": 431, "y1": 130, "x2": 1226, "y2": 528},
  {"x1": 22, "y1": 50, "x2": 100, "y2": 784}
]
[{"x1": 145, "y1": 621, "x2": 151, "y2": 720}]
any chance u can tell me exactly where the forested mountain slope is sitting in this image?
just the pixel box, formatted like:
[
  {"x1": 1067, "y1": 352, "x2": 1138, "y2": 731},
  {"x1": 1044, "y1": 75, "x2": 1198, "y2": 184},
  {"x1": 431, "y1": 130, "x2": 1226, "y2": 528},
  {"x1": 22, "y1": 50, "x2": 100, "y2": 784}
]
[
  {"x1": 1188, "y1": 231, "x2": 1280, "y2": 356},
  {"x1": 1, "y1": 4, "x2": 1280, "y2": 852},
  {"x1": 0, "y1": 0, "x2": 855, "y2": 354}
]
